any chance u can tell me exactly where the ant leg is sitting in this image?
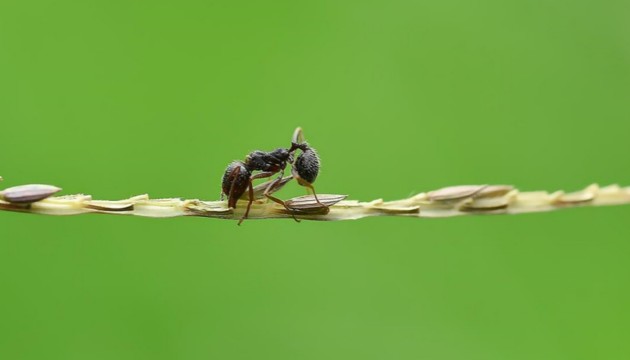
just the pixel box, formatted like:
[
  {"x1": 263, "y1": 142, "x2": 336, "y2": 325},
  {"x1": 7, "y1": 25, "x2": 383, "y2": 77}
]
[
  {"x1": 289, "y1": 164, "x2": 328, "y2": 210},
  {"x1": 238, "y1": 180, "x2": 255, "y2": 226},
  {"x1": 226, "y1": 166, "x2": 241, "y2": 209},
  {"x1": 235, "y1": 171, "x2": 275, "y2": 225},
  {"x1": 250, "y1": 171, "x2": 276, "y2": 182},
  {"x1": 263, "y1": 177, "x2": 301, "y2": 223},
  {"x1": 250, "y1": 171, "x2": 292, "y2": 210},
  {"x1": 296, "y1": 179, "x2": 329, "y2": 210}
]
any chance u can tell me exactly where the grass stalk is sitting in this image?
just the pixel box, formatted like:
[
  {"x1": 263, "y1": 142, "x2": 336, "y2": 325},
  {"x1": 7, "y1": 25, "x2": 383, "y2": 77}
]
[{"x1": 1, "y1": 180, "x2": 628, "y2": 222}]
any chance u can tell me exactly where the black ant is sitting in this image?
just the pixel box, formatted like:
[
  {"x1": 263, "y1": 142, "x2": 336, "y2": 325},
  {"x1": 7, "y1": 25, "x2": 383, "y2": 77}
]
[{"x1": 220, "y1": 127, "x2": 327, "y2": 225}]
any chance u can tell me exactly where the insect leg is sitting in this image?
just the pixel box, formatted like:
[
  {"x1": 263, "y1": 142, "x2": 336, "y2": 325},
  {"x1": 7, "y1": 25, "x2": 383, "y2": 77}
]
[
  {"x1": 294, "y1": 176, "x2": 329, "y2": 210},
  {"x1": 262, "y1": 177, "x2": 300, "y2": 223},
  {"x1": 235, "y1": 171, "x2": 276, "y2": 225},
  {"x1": 226, "y1": 166, "x2": 241, "y2": 209},
  {"x1": 238, "y1": 180, "x2": 255, "y2": 226}
]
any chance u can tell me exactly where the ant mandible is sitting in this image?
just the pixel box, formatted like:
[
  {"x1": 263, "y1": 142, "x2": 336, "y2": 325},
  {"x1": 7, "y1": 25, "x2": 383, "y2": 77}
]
[{"x1": 220, "y1": 127, "x2": 328, "y2": 225}]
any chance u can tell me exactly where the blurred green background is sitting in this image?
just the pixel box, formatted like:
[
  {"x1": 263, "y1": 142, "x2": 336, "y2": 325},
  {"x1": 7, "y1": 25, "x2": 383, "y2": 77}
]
[{"x1": 1, "y1": 0, "x2": 629, "y2": 359}]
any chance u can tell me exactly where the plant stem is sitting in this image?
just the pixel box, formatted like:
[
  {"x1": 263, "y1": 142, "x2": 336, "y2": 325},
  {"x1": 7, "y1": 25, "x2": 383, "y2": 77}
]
[{"x1": 1, "y1": 183, "x2": 629, "y2": 221}]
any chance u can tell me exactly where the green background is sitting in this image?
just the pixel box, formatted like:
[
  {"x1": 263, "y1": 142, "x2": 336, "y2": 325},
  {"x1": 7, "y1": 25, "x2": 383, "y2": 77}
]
[{"x1": 1, "y1": 0, "x2": 629, "y2": 359}]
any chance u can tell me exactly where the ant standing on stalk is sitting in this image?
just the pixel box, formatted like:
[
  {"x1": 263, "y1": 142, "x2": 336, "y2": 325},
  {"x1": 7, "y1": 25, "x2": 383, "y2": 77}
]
[{"x1": 220, "y1": 127, "x2": 328, "y2": 225}]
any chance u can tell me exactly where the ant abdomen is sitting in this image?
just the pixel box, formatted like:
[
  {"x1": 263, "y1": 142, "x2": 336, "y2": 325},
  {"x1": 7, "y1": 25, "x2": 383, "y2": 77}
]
[
  {"x1": 221, "y1": 161, "x2": 251, "y2": 208},
  {"x1": 295, "y1": 148, "x2": 320, "y2": 184}
]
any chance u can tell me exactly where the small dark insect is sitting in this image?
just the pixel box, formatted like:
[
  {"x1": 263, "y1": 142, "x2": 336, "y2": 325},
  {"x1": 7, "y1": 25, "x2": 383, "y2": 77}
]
[{"x1": 220, "y1": 127, "x2": 328, "y2": 225}]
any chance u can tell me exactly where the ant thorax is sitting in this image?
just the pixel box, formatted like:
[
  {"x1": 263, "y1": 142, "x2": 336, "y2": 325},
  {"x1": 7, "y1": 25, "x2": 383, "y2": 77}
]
[{"x1": 244, "y1": 148, "x2": 290, "y2": 172}]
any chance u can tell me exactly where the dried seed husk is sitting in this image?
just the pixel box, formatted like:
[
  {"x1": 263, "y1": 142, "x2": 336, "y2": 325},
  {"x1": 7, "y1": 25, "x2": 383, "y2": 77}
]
[
  {"x1": 461, "y1": 197, "x2": 510, "y2": 211},
  {"x1": 370, "y1": 204, "x2": 420, "y2": 214},
  {"x1": 86, "y1": 201, "x2": 135, "y2": 212},
  {"x1": 1, "y1": 184, "x2": 62, "y2": 204},
  {"x1": 476, "y1": 185, "x2": 515, "y2": 198},
  {"x1": 556, "y1": 192, "x2": 594, "y2": 204},
  {"x1": 556, "y1": 185, "x2": 597, "y2": 204},
  {"x1": 595, "y1": 184, "x2": 630, "y2": 205},
  {"x1": 460, "y1": 185, "x2": 515, "y2": 210},
  {"x1": 185, "y1": 200, "x2": 233, "y2": 216},
  {"x1": 280, "y1": 206, "x2": 330, "y2": 215},
  {"x1": 285, "y1": 194, "x2": 347, "y2": 210},
  {"x1": 514, "y1": 191, "x2": 553, "y2": 207},
  {"x1": 427, "y1": 185, "x2": 487, "y2": 202}
]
